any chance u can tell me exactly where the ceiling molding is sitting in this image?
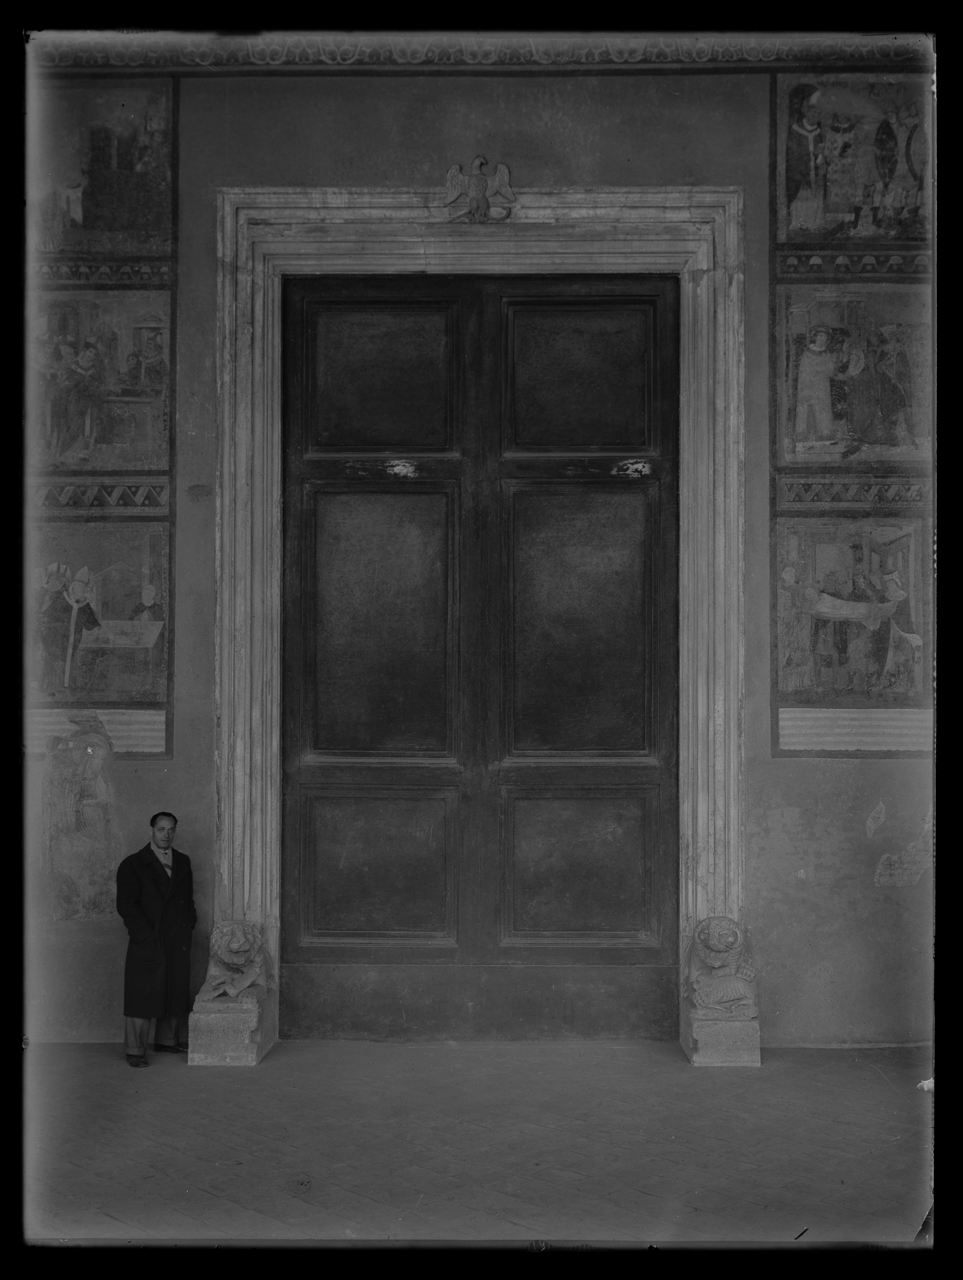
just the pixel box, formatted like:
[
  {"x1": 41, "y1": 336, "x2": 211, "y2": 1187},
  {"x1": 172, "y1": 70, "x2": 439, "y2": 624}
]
[{"x1": 29, "y1": 31, "x2": 934, "y2": 72}]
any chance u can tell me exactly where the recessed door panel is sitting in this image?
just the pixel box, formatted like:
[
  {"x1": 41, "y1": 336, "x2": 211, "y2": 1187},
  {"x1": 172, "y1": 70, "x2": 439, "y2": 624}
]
[
  {"x1": 509, "y1": 304, "x2": 651, "y2": 449},
  {"x1": 309, "y1": 305, "x2": 452, "y2": 450},
  {"x1": 504, "y1": 790, "x2": 654, "y2": 940},
  {"x1": 302, "y1": 790, "x2": 454, "y2": 939},
  {"x1": 311, "y1": 490, "x2": 452, "y2": 755},
  {"x1": 510, "y1": 487, "x2": 649, "y2": 754}
]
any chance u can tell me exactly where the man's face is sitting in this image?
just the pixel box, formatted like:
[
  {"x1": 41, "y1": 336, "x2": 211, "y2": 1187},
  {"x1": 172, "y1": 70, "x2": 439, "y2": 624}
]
[{"x1": 152, "y1": 816, "x2": 176, "y2": 849}]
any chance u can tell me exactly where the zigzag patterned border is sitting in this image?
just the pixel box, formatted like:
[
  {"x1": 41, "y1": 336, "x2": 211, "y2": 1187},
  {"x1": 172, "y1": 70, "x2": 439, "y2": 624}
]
[
  {"x1": 776, "y1": 477, "x2": 932, "y2": 508},
  {"x1": 32, "y1": 480, "x2": 170, "y2": 514},
  {"x1": 30, "y1": 31, "x2": 933, "y2": 70}
]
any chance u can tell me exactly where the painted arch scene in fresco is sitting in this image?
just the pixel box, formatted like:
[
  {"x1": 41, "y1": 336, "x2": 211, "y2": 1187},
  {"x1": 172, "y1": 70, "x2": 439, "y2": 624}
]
[
  {"x1": 28, "y1": 523, "x2": 169, "y2": 705},
  {"x1": 775, "y1": 517, "x2": 930, "y2": 708},
  {"x1": 777, "y1": 283, "x2": 931, "y2": 465},
  {"x1": 29, "y1": 291, "x2": 170, "y2": 471},
  {"x1": 777, "y1": 74, "x2": 931, "y2": 243},
  {"x1": 29, "y1": 80, "x2": 171, "y2": 256}
]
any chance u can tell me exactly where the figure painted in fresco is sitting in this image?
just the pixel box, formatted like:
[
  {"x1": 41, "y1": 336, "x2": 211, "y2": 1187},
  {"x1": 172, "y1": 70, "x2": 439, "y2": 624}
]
[
  {"x1": 42, "y1": 714, "x2": 119, "y2": 920},
  {"x1": 129, "y1": 583, "x2": 165, "y2": 623},
  {"x1": 37, "y1": 567, "x2": 102, "y2": 697},
  {"x1": 874, "y1": 325, "x2": 915, "y2": 445},
  {"x1": 875, "y1": 102, "x2": 928, "y2": 235},
  {"x1": 808, "y1": 569, "x2": 853, "y2": 692},
  {"x1": 141, "y1": 330, "x2": 168, "y2": 393},
  {"x1": 793, "y1": 326, "x2": 840, "y2": 448},
  {"x1": 786, "y1": 84, "x2": 827, "y2": 234}
]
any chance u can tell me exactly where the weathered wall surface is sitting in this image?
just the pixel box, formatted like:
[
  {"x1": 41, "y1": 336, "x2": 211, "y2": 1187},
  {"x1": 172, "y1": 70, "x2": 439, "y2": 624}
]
[{"x1": 26, "y1": 68, "x2": 932, "y2": 1045}]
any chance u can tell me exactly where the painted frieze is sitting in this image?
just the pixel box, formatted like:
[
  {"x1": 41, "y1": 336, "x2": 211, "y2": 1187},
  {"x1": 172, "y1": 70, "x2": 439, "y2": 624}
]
[
  {"x1": 772, "y1": 71, "x2": 933, "y2": 756},
  {"x1": 28, "y1": 78, "x2": 175, "y2": 757}
]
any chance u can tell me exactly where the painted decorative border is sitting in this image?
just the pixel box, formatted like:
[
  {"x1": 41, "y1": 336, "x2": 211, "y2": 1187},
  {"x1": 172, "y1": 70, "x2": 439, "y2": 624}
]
[
  {"x1": 30, "y1": 31, "x2": 934, "y2": 71},
  {"x1": 35, "y1": 258, "x2": 173, "y2": 287},
  {"x1": 31, "y1": 479, "x2": 171, "y2": 515},
  {"x1": 216, "y1": 186, "x2": 746, "y2": 1061},
  {"x1": 778, "y1": 708, "x2": 933, "y2": 754},
  {"x1": 775, "y1": 475, "x2": 932, "y2": 509},
  {"x1": 776, "y1": 251, "x2": 930, "y2": 280}
]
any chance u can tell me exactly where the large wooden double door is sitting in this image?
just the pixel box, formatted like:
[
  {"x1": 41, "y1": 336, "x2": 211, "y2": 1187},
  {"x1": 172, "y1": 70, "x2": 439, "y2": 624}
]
[{"x1": 281, "y1": 274, "x2": 679, "y2": 1038}]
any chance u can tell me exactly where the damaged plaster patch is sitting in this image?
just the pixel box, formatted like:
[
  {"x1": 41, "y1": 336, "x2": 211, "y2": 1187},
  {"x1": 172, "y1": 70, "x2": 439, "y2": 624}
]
[
  {"x1": 610, "y1": 459, "x2": 651, "y2": 478},
  {"x1": 385, "y1": 460, "x2": 417, "y2": 478},
  {"x1": 866, "y1": 802, "x2": 886, "y2": 838},
  {"x1": 874, "y1": 807, "x2": 933, "y2": 887}
]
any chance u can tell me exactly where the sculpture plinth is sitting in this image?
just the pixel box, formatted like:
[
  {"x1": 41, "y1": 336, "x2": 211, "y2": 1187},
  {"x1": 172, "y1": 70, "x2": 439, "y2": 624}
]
[
  {"x1": 681, "y1": 916, "x2": 761, "y2": 1067},
  {"x1": 187, "y1": 921, "x2": 277, "y2": 1066}
]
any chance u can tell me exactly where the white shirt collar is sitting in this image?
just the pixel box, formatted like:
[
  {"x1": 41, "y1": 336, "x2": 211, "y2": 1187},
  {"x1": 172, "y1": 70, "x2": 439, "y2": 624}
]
[{"x1": 150, "y1": 841, "x2": 172, "y2": 861}]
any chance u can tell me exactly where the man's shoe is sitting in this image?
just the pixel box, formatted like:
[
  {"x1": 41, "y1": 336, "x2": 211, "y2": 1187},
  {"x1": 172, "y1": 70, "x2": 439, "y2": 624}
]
[
  {"x1": 153, "y1": 1042, "x2": 188, "y2": 1054},
  {"x1": 126, "y1": 1055, "x2": 149, "y2": 1068}
]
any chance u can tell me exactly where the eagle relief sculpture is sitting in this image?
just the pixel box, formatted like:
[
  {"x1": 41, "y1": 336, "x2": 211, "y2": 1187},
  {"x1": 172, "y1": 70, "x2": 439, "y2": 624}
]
[{"x1": 444, "y1": 155, "x2": 516, "y2": 223}]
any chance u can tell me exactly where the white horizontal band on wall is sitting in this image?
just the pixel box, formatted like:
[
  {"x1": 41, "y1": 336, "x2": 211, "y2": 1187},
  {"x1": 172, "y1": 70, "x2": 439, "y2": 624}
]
[
  {"x1": 24, "y1": 709, "x2": 167, "y2": 754},
  {"x1": 779, "y1": 709, "x2": 933, "y2": 753}
]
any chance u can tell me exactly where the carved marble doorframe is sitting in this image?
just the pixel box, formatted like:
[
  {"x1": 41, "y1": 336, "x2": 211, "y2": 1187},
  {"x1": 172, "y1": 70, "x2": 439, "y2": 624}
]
[{"x1": 215, "y1": 188, "x2": 745, "y2": 1058}]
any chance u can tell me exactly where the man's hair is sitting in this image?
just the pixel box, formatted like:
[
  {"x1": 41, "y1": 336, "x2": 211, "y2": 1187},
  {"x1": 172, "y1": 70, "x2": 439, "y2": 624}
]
[{"x1": 150, "y1": 811, "x2": 178, "y2": 827}]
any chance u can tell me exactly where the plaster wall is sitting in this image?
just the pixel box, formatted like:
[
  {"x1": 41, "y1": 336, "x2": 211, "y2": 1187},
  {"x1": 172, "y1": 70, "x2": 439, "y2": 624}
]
[{"x1": 26, "y1": 71, "x2": 933, "y2": 1045}]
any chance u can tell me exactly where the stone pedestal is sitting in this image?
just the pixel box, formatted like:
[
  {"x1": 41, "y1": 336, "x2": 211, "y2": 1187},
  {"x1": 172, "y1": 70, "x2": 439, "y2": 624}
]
[
  {"x1": 187, "y1": 984, "x2": 278, "y2": 1066},
  {"x1": 681, "y1": 1011, "x2": 761, "y2": 1066}
]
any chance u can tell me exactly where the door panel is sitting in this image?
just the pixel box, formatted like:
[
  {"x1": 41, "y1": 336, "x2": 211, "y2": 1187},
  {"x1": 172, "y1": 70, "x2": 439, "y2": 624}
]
[
  {"x1": 311, "y1": 490, "x2": 454, "y2": 755},
  {"x1": 308, "y1": 303, "x2": 454, "y2": 450},
  {"x1": 283, "y1": 274, "x2": 679, "y2": 1036},
  {"x1": 504, "y1": 789, "x2": 654, "y2": 937},
  {"x1": 508, "y1": 302, "x2": 651, "y2": 449},
  {"x1": 509, "y1": 486, "x2": 650, "y2": 754},
  {"x1": 301, "y1": 788, "x2": 456, "y2": 940}
]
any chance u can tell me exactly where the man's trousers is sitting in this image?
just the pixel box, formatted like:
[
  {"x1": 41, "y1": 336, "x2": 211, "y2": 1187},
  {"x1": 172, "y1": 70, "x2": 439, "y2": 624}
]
[{"x1": 124, "y1": 1014, "x2": 189, "y2": 1057}]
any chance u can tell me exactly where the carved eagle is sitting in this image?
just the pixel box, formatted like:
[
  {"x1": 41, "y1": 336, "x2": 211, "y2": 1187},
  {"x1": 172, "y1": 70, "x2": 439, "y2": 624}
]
[{"x1": 444, "y1": 155, "x2": 515, "y2": 223}]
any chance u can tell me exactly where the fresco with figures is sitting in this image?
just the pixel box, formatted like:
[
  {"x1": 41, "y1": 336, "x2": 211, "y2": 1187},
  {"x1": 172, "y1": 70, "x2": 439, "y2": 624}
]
[
  {"x1": 29, "y1": 290, "x2": 170, "y2": 471},
  {"x1": 777, "y1": 74, "x2": 930, "y2": 245},
  {"x1": 775, "y1": 517, "x2": 930, "y2": 709},
  {"x1": 776, "y1": 283, "x2": 931, "y2": 466},
  {"x1": 28, "y1": 523, "x2": 169, "y2": 706}
]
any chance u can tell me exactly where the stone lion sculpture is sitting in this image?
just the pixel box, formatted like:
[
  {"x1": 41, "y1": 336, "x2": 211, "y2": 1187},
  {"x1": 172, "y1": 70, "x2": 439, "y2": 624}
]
[
  {"x1": 196, "y1": 920, "x2": 267, "y2": 1004},
  {"x1": 686, "y1": 915, "x2": 757, "y2": 1019}
]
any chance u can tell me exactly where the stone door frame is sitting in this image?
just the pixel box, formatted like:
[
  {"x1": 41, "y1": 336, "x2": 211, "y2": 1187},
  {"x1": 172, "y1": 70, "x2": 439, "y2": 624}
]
[{"x1": 215, "y1": 187, "x2": 746, "y2": 1057}]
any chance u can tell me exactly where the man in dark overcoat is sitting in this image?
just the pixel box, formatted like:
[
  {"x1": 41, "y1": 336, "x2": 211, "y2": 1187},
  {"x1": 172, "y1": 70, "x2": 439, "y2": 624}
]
[{"x1": 116, "y1": 811, "x2": 197, "y2": 1067}]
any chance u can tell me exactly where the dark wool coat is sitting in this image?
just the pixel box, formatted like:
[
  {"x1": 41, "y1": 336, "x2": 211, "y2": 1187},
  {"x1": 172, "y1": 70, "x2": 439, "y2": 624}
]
[{"x1": 116, "y1": 844, "x2": 197, "y2": 1018}]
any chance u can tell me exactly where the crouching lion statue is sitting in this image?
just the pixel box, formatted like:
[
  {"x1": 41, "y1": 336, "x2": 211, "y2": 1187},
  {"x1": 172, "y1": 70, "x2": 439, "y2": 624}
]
[
  {"x1": 685, "y1": 915, "x2": 758, "y2": 1020},
  {"x1": 196, "y1": 920, "x2": 268, "y2": 1004}
]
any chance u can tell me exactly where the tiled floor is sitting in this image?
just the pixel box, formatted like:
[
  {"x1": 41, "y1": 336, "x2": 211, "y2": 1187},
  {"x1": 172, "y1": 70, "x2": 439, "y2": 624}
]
[{"x1": 24, "y1": 1040, "x2": 933, "y2": 1245}]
